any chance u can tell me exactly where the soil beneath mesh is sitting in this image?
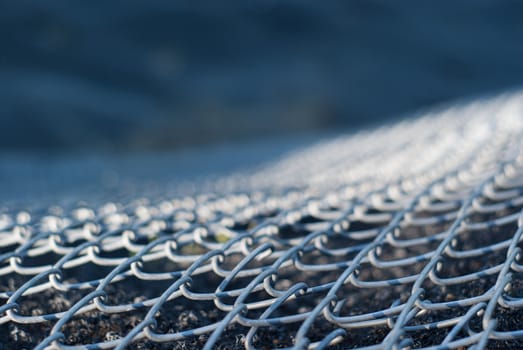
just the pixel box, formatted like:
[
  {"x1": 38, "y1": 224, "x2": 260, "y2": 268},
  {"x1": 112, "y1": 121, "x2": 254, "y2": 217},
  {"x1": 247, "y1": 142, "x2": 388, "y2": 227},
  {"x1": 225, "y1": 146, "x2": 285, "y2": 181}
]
[
  {"x1": 0, "y1": 259, "x2": 513, "y2": 350},
  {"x1": 1, "y1": 207, "x2": 523, "y2": 349}
]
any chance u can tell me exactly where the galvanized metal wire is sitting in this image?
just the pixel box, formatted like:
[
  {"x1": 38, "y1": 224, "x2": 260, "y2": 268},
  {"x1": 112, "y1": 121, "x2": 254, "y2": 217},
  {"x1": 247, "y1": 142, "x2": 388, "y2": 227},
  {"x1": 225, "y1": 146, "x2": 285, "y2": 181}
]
[{"x1": 2, "y1": 93, "x2": 523, "y2": 349}]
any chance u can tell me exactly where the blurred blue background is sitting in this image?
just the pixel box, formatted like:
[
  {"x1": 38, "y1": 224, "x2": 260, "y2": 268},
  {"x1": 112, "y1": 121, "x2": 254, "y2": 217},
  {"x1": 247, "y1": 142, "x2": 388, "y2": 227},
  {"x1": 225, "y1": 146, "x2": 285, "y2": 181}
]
[{"x1": 1, "y1": 0, "x2": 523, "y2": 153}]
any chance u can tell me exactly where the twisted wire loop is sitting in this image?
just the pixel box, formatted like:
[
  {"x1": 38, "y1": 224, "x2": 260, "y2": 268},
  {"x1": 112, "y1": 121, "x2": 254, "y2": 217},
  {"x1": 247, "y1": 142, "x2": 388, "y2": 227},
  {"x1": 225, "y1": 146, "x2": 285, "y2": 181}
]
[{"x1": 2, "y1": 93, "x2": 523, "y2": 349}]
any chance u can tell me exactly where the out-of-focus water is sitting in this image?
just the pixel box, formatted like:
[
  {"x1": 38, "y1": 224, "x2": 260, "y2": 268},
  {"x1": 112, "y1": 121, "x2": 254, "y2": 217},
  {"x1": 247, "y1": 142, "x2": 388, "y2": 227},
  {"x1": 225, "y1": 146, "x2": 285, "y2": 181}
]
[{"x1": 1, "y1": 1, "x2": 523, "y2": 152}]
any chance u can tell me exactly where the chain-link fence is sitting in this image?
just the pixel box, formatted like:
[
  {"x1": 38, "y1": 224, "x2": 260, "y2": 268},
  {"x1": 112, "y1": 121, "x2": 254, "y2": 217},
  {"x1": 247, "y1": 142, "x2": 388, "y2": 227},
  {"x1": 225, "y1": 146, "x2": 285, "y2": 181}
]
[{"x1": 2, "y1": 93, "x2": 523, "y2": 349}]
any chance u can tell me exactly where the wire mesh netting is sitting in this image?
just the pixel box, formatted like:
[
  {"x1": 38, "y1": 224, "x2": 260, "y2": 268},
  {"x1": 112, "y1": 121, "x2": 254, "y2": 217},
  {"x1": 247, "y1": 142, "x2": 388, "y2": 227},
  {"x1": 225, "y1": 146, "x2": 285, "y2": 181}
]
[{"x1": 2, "y1": 93, "x2": 523, "y2": 349}]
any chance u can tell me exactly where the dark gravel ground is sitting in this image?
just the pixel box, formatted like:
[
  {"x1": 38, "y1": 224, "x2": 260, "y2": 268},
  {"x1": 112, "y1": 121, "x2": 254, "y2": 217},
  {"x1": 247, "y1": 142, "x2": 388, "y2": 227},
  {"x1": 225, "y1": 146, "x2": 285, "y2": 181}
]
[
  {"x1": 0, "y1": 255, "x2": 514, "y2": 350},
  {"x1": 1, "y1": 208, "x2": 523, "y2": 349}
]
